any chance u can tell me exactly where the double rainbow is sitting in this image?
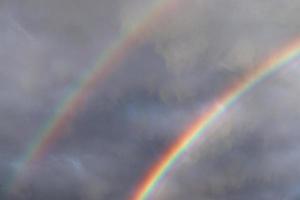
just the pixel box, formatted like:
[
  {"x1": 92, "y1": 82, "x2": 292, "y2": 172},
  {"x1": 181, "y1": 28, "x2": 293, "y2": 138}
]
[{"x1": 6, "y1": 0, "x2": 300, "y2": 199}]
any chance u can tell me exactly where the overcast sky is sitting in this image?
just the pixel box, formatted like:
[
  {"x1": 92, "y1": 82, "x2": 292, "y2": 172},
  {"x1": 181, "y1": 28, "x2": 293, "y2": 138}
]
[{"x1": 1, "y1": 0, "x2": 300, "y2": 199}]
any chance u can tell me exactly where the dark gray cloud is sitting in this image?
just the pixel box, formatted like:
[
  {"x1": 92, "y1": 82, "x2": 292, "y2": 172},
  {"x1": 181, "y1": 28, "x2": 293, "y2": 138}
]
[{"x1": 1, "y1": 0, "x2": 300, "y2": 199}]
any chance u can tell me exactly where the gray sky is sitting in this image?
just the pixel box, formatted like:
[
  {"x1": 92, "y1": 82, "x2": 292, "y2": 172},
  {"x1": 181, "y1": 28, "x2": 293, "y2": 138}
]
[{"x1": 1, "y1": 0, "x2": 300, "y2": 199}]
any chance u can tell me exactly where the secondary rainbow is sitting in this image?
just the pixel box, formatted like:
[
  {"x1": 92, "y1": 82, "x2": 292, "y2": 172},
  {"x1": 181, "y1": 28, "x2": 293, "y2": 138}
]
[
  {"x1": 8, "y1": 0, "x2": 181, "y2": 193},
  {"x1": 130, "y1": 38, "x2": 300, "y2": 200}
]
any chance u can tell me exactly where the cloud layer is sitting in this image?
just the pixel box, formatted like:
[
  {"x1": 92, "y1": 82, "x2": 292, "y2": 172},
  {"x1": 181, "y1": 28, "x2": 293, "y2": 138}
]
[{"x1": 1, "y1": 0, "x2": 300, "y2": 199}]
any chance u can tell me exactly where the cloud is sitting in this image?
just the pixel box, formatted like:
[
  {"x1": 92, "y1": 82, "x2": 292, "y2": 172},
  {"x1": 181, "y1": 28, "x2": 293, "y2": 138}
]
[{"x1": 1, "y1": 0, "x2": 300, "y2": 200}]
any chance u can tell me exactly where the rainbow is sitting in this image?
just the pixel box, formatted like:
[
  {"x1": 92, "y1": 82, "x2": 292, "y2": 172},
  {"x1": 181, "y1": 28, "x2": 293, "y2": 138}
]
[
  {"x1": 8, "y1": 0, "x2": 181, "y2": 194},
  {"x1": 130, "y1": 39, "x2": 300, "y2": 200}
]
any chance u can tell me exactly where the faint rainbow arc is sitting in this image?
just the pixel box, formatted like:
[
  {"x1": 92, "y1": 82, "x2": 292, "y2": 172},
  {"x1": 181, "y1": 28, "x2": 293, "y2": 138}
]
[
  {"x1": 130, "y1": 39, "x2": 300, "y2": 200},
  {"x1": 8, "y1": 0, "x2": 181, "y2": 192}
]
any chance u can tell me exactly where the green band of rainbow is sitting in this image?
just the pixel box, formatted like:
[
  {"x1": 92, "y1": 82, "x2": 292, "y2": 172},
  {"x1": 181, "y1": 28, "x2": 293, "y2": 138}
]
[
  {"x1": 130, "y1": 39, "x2": 300, "y2": 200},
  {"x1": 8, "y1": 0, "x2": 181, "y2": 194}
]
